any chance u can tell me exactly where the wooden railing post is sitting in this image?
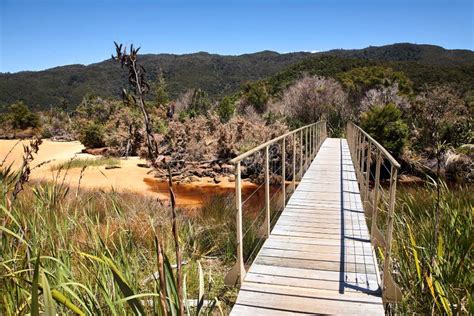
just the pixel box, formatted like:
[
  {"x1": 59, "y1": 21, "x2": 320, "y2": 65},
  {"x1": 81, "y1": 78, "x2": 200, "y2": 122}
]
[
  {"x1": 383, "y1": 166, "x2": 402, "y2": 302},
  {"x1": 360, "y1": 136, "x2": 366, "y2": 191},
  {"x1": 282, "y1": 137, "x2": 286, "y2": 206},
  {"x1": 292, "y1": 133, "x2": 296, "y2": 192},
  {"x1": 371, "y1": 151, "x2": 385, "y2": 248},
  {"x1": 359, "y1": 132, "x2": 363, "y2": 174},
  {"x1": 315, "y1": 124, "x2": 319, "y2": 152},
  {"x1": 235, "y1": 161, "x2": 246, "y2": 284},
  {"x1": 264, "y1": 146, "x2": 270, "y2": 238},
  {"x1": 312, "y1": 124, "x2": 316, "y2": 157},
  {"x1": 355, "y1": 130, "x2": 361, "y2": 177},
  {"x1": 305, "y1": 127, "x2": 309, "y2": 170},
  {"x1": 364, "y1": 141, "x2": 372, "y2": 212},
  {"x1": 318, "y1": 123, "x2": 321, "y2": 150},
  {"x1": 299, "y1": 129, "x2": 303, "y2": 180}
]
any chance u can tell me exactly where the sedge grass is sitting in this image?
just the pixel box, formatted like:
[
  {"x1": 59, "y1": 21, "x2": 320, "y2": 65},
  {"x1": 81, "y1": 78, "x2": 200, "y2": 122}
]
[
  {"x1": 389, "y1": 182, "x2": 473, "y2": 314},
  {"x1": 0, "y1": 165, "x2": 232, "y2": 315},
  {"x1": 50, "y1": 157, "x2": 121, "y2": 170}
]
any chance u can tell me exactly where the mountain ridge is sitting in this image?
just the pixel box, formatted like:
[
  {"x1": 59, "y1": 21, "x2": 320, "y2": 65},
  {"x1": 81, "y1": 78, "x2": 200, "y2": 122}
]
[{"x1": 1, "y1": 43, "x2": 473, "y2": 110}]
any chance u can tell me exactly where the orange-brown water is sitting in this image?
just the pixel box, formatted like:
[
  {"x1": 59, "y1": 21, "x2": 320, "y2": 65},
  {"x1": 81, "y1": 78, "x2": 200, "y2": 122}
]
[
  {"x1": 0, "y1": 139, "x2": 278, "y2": 208},
  {"x1": 143, "y1": 177, "x2": 282, "y2": 210}
]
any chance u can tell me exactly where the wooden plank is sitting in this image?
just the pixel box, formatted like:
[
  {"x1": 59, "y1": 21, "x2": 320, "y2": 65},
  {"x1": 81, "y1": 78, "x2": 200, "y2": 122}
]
[
  {"x1": 239, "y1": 282, "x2": 382, "y2": 305},
  {"x1": 259, "y1": 247, "x2": 374, "y2": 263},
  {"x1": 263, "y1": 239, "x2": 371, "y2": 254},
  {"x1": 232, "y1": 304, "x2": 312, "y2": 316},
  {"x1": 254, "y1": 255, "x2": 377, "y2": 274},
  {"x1": 244, "y1": 272, "x2": 380, "y2": 293},
  {"x1": 248, "y1": 264, "x2": 379, "y2": 287},
  {"x1": 267, "y1": 235, "x2": 373, "y2": 249},
  {"x1": 235, "y1": 284, "x2": 384, "y2": 315},
  {"x1": 231, "y1": 138, "x2": 384, "y2": 315}
]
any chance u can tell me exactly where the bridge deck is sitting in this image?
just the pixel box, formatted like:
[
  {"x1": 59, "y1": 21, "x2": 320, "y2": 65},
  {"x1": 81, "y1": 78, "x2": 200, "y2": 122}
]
[{"x1": 231, "y1": 138, "x2": 384, "y2": 315}]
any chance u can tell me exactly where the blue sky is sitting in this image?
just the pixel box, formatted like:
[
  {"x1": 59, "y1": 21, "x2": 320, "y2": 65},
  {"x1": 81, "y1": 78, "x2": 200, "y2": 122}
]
[{"x1": 1, "y1": 0, "x2": 472, "y2": 73}]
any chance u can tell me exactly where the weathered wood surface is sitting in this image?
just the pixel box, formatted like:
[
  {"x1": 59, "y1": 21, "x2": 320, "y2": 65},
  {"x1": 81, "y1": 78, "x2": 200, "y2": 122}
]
[{"x1": 231, "y1": 138, "x2": 384, "y2": 315}]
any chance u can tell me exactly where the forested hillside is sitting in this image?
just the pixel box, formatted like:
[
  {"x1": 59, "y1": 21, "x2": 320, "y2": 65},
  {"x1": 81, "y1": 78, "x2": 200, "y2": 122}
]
[
  {"x1": 1, "y1": 43, "x2": 473, "y2": 110},
  {"x1": 0, "y1": 51, "x2": 311, "y2": 110}
]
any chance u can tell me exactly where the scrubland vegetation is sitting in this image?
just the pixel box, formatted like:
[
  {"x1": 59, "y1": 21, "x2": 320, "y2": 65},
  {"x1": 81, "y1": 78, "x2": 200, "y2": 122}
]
[{"x1": 1, "y1": 43, "x2": 472, "y2": 314}]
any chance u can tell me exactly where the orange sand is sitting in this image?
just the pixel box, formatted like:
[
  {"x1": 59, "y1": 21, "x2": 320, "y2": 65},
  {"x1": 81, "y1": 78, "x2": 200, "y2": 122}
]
[{"x1": 0, "y1": 139, "x2": 257, "y2": 207}]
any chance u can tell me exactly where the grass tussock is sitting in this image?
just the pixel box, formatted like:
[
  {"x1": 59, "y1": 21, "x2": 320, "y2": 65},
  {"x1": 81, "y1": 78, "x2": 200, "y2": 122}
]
[
  {"x1": 50, "y1": 157, "x2": 121, "y2": 170},
  {"x1": 391, "y1": 183, "x2": 473, "y2": 314}
]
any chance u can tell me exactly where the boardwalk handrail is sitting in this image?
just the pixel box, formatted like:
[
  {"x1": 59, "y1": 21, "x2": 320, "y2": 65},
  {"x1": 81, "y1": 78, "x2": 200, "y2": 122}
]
[
  {"x1": 230, "y1": 123, "x2": 325, "y2": 164},
  {"x1": 225, "y1": 121, "x2": 327, "y2": 286},
  {"x1": 346, "y1": 121, "x2": 402, "y2": 303}
]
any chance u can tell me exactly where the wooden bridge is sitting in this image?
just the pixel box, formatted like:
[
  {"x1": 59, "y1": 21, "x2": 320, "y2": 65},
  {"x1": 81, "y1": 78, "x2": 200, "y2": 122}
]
[{"x1": 225, "y1": 122, "x2": 402, "y2": 315}]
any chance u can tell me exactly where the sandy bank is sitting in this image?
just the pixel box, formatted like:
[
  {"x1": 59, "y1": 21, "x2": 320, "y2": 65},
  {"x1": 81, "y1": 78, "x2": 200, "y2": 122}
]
[{"x1": 0, "y1": 139, "x2": 251, "y2": 207}]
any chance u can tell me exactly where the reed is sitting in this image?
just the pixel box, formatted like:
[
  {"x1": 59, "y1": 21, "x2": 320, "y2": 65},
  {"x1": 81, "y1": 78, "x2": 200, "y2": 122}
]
[
  {"x1": 0, "y1": 161, "x2": 230, "y2": 315},
  {"x1": 391, "y1": 182, "x2": 473, "y2": 314}
]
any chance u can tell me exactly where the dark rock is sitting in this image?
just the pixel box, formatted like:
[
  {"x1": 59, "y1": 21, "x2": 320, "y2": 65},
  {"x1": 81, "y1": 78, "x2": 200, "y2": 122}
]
[
  {"x1": 83, "y1": 147, "x2": 109, "y2": 155},
  {"x1": 105, "y1": 165, "x2": 121, "y2": 170}
]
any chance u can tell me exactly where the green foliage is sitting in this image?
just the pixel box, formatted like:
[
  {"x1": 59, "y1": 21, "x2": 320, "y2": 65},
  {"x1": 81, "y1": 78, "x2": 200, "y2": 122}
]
[
  {"x1": 360, "y1": 103, "x2": 408, "y2": 157},
  {"x1": 263, "y1": 111, "x2": 281, "y2": 125},
  {"x1": 187, "y1": 88, "x2": 211, "y2": 118},
  {"x1": 152, "y1": 119, "x2": 168, "y2": 134},
  {"x1": 50, "y1": 157, "x2": 121, "y2": 170},
  {"x1": 153, "y1": 70, "x2": 169, "y2": 107},
  {"x1": 8, "y1": 101, "x2": 40, "y2": 129},
  {"x1": 337, "y1": 66, "x2": 412, "y2": 103},
  {"x1": 0, "y1": 163, "x2": 227, "y2": 315},
  {"x1": 0, "y1": 51, "x2": 310, "y2": 110},
  {"x1": 393, "y1": 183, "x2": 473, "y2": 314},
  {"x1": 216, "y1": 96, "x2": 235, "y2": 123},
  {"x1": 74, "y1": 95, "x2": 118, "y2": 125},
  {"x1": 412, "y1": 85, "x2": 471, "y2": 152},
  {"x1": 1, "y1": 44, "x2": 472, "y2": 112},
  {"x1": 243, "y1": 82, "x2": 269, "y2": 113},
  {"x1": 79, "y1": 123, "x2": 105, "y2": 148}
]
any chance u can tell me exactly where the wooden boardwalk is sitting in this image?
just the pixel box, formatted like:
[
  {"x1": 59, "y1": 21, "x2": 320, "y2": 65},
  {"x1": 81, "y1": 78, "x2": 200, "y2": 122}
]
[{"x1": 231, "y1": 138, "x2": 385, "y2": 315}]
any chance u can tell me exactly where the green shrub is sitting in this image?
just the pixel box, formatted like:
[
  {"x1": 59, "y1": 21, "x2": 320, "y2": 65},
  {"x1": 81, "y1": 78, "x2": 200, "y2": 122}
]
[
  {"x1": 153, "y1": 71, "x2": 169, "y2": 107},
  {"x1": 79, "y1": 123, "x2": 105, "y2": 148},
  {"x1": 8, "y1": 101, "x2": 40, "y2": 129},
  {"x1": 188, "y1": 88, "x2": 211, "y2": 118},
  {"x1": 153, "y1": 119, "x2": 168, "y2": 134},
  {"x1": 360, "y1": 103, "x2": 408, "y2": 157},
  {"x1": 338, "y1": 66, "x2": 412, "y2": 103},
  {"x1": 216, "y1": 96, "x2": 235, "y2": 123},
  {"x1": 243, "y1": 82, "x2": 269, "y2": 113}
]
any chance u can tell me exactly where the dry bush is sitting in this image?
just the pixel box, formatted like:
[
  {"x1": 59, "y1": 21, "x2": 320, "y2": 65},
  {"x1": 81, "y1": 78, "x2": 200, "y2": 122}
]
[
  {"x1": 444, "y1": 149, "x2": 473, "y2": 181},
  {"x1": 360, "y1": 83, "x2": 411, "y2": 114},
  {"x1": 279, "y1": 75, "x2": 349, "y2": 135},
  {"x1": 149, "y1": 114, "x2": 289, "y2": 181},
  {"x1": 174, "y1": 89, "x2": 194, "y2": 115},
  {"x1": 103, "y1": 106, "x2": 143, "y2": 156}
]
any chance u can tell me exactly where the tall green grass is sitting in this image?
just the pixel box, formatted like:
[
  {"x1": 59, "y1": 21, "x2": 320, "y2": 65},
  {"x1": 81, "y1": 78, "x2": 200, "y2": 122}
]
[
  {"x1": 50, "y1": 157, "x2": 121, "y2": 170},
  {"x1": 391, "y1": 182, "x2": 473, "y2": 314},
  {"x1": 0, "y1": 165, "x2": 230, "y2": 315}
]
